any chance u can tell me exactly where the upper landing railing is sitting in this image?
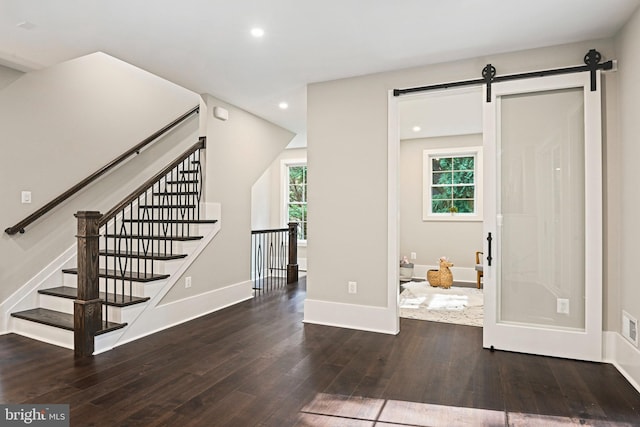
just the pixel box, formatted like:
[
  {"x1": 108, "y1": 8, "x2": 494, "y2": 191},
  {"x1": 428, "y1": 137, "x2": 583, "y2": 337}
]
[
  {"x1": 251, "y1": 223, "x2": 299, "y2": 292},
  {"x1": 4, "y1": 106, "x2": 200, "y2": 236}
]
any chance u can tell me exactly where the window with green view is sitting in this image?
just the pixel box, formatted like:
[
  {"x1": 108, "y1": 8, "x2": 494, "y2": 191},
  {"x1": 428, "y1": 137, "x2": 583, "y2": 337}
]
[
  {"x1": 431, "y1": 155, "x2": 475, "y2": 213},
  {"x1": 423, "y1": 148, "x2": 482, "y2": 219},
  {"x1": 288, "y1": 165, "x2": 307, "y2": 241}
]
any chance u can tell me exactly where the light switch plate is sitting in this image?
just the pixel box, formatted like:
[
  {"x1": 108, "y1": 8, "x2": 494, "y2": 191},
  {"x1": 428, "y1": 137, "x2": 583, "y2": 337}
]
[{"x1": 21, "y1": 191, "x2": 31, "y2": 204}]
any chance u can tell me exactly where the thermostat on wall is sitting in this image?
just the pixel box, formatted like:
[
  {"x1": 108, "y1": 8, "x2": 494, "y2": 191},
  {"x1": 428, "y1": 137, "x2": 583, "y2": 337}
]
[{"x1": 213, "y1": 106, "x2": 229, "y2": 121}]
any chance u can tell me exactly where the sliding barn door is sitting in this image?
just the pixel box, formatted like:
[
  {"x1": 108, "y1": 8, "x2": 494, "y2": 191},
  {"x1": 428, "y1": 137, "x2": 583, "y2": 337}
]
[{"x1": 482, "y1": 72, "x2": 603, "y2": 361}]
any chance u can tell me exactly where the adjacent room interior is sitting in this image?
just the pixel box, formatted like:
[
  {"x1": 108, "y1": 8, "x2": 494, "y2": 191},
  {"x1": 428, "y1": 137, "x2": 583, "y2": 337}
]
[{"x1": 398, "y1": 88, "x2": 484, "y2": 327}]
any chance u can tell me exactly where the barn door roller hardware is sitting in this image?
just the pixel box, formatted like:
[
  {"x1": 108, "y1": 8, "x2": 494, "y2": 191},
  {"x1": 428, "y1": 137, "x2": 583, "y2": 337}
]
[{"x1": 393, "y1": 49, "x2": 615, "y2": 101}]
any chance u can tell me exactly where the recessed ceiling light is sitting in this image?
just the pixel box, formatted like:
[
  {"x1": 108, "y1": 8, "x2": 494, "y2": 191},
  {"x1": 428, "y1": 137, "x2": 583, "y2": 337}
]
[
  {"x1": 279, "y1": 102, "x2": 288, "y2": 110},
  {"x1": 251, "y1": 28, "x2": 265, "y2": 38},
  {"x1": 412, "y1": 126, "x2": 421, "y2": 132}
]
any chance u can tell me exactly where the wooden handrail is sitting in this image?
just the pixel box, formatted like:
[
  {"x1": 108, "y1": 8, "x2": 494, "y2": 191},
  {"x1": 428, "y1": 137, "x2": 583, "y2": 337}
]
[
  {"x1": 5, "y1": 106, "x2": 200, "y2": 235},
  {"x1": 99, "y1": 137, "x2": 206, "y2": 227}
]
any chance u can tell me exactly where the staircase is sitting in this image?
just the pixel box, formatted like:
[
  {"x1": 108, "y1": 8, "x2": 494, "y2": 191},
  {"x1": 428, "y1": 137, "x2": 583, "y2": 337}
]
[{"x1": 9, "y1": 137, "x2": 219, "y2": 354}]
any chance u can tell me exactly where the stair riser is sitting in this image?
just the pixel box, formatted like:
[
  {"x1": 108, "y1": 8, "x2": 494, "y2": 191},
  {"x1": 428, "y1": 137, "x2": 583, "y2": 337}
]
[
  {"x1": 103, "y1": 239, "x2": 199, "y2": 254},
  {"x1": 59, "y1": 258, "x2": 182, "y2": 277},
  {"x1": 97, "y1": 258, "x2": 183, "y2": 275},
  {"x1": 108, "y1": 223, "x2": 202, "y2": 237},
  {"x1": 149, "y1": 194, "x2": 201, "y2": 204},
  {"x1": 38, "y1": 294, "x2": 74, "y2": 314},
  {"x1": 11, "y1": 317, "x2": 74, "y2": 350},
  {"x1": 62, "y1": 275, "x2": 148, "y2": 295},
  {"x1": 37, "y1": 294, "x2": 144, "y2": 324},
  {"x1": 125, "y1": 207, "x2": 202, "y2": 219},
  {"x1": 100, "y1": 216, "x2": 215, "y2": 237},
  {"x1": 118, "y1": 200, "x2": 203, "y2": 215}
]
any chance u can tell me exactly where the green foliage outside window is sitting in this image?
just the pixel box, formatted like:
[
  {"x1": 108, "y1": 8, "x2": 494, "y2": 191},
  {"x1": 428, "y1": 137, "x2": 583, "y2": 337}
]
[
  {"x1": 288, "y1": 165, "x2": 307, "y2": 240},
  {"x1": 431, "y1": 156, "x2": 475, "y2": 214}
]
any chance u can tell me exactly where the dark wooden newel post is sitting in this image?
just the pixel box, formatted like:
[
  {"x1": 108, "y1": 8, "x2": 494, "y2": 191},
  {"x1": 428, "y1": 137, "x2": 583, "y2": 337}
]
[
  {"x1": 74, "y1": 211, "x2": 102, "y2": 358},
  {"x1": 287, "y1": 222, "x2": 299, "y2": 284}
]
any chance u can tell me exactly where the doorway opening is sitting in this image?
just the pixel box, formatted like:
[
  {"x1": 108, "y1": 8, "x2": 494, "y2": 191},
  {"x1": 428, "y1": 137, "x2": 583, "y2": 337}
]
[{"x1": 396, "y1": 87, "x2": 484, "y2": 328}]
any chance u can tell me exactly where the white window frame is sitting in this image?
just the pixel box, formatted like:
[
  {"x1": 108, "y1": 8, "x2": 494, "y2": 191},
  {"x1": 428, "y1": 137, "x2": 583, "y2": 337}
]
[
  {"x1": 423, "y1": 146, "x2": 483, "y2": 221},
  {"x1": 281, "y1": 159, "x2": 307, "y2": 246}
]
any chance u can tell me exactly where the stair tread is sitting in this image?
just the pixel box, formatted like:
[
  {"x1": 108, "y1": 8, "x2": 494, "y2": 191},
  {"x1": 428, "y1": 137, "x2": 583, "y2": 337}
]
[
  {"x1": 138, "y1": 205, "x2": 197, "y2": 209},
  {"x1": 62, "y1": 268, "x2": 169, "y2": 282},
  {"x1": 39, "y1": 286, "x2": 150, "y2": 307},
  {"x1": 103, "y1": 234, "x2": 203, "y2": 241},
  {"x1": 11, "y1": 308, "x2": 126, "y2": 334},
  {"x1": 99, "y1": 250, "x2": 187, "y2": 260},
  {"x1": 154, "y1": 191, "x2": 198, "y2": 195},
  {"x1": 166, "y1": 180, "x2": 199, "y2": 184},
  {"x1": 121, "y1": 219, "x2": 217, "y2": 224},
  {"x1": 180, "y1": 170, "x2": 198, "y2": 174}
]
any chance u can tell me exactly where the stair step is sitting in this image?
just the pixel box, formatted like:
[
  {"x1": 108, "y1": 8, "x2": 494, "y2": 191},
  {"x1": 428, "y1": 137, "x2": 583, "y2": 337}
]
[
  {"x1": 104, "y1": 234, "x2": 203, "y2": 241},
  {"x1": 39, "y1": 286, "x2": 150, "y2": 307},
  {"x1": 11, "y1": 308, "x2": 126, "y2": 335},
  {"x1": 166, "y1": 180, "x2": 199, "y2": 184},
  {"x1": 38, "y1": 286, "x2": 149, "y2": 307},
  {"x1": 62, "y1": 268, "x2": 169, "y2": 283},
  {"x1": 120, "y1": 219, "x2": 217, "y2": 224},
  {"x1": 180, "y1": 169, "x2": 198, "y2": 174},
  {"x1": 138, "y1": 204, "x2": 197, "y2": 209},
  {"x1": 99, "y1": 250, "x2": 187, "y2": 261},
  {"x1": 154, "y1": 191, "x2": 198, "y2": 196}
]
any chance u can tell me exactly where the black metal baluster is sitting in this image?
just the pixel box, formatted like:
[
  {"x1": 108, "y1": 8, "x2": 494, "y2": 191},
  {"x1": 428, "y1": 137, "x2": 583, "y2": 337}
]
[
  {"x1": 102, "y1": 229, "x2": 107, "y2": 330},
  {"x1": 129, "y1": 200, "x2": 134, "y2": 302},
  {"x1": 137, "y1": 194, "x2": 141, "y2": 291}
]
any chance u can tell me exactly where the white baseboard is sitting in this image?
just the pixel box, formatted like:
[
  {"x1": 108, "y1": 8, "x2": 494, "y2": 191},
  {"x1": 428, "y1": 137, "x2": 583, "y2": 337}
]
[
  {"x1": 303, "y1": 299, "x2": 398, "y2": 335},
  {"x1": 113, "y1": 280, "x2": 253, "y2": 348},
  {"x1": 603, "y1": 331, "x2": 640, "y2": 393},
  {"x1": 412, "y1": 264, "x2": 476, "y2": 283}
]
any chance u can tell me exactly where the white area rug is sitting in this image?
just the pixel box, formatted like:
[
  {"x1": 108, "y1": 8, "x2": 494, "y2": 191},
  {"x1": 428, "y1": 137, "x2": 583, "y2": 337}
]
[{"x1": 400, "y1": 281, "x2": 483, "y2": 327}]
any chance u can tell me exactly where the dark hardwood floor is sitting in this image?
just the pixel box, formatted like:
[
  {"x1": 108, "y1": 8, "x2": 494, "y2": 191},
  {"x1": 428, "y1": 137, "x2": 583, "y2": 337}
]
[{"x1": 1, "y1": 277, "x2": 639, "y2": 426}]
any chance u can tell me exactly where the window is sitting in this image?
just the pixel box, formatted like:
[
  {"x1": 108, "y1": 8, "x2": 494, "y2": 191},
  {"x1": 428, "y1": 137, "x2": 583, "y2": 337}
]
[
  {"x1": 286, "y1": 163, "x2": 307, "y2": 241},
  {"x1": 423, "y1": 147, "x2": 482, "y2": 220}
]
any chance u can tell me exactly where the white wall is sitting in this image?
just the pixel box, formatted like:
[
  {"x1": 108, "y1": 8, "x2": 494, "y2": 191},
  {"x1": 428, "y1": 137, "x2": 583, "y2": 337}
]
[
  {"x1": 400, "y1": 134, "x2": 483, "y2": 273},
  {"x1": 0, "y1": 64, "x2": 23, "y2": 90},
  {"x1": 252, "y1": 148, "x2": 307, "y2": 229},
  {"x1": 160, "y1": 94, "x2": 295, "y2": 303},
  {"x1": 306, "y1": 39, "x2": 618, "y2": 333},
  {"x1": 0, "y1": 52, "x2": 200, "y2": 303},
  {"x1": 614, "y1": 4, "x2": 640, "y2": 383}
]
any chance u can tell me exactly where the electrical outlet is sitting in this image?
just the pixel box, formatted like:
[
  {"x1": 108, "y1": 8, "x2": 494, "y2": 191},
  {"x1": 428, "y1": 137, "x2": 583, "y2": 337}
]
[
  {"x1": 21, "y1": 191, "x2": 31, "y2": 204},
  {"x1": 557, "y1": 298, "x2": 569, "y2": 314},
  {"x1": 411, "y1": 252, "x2": 417, "y2": 260},
  {"x1": 185, "y1": 277, "x2": 192, "y2": 288},
  {"x1": 348, "y1": 281, "x2": 357, "y2": 294}
]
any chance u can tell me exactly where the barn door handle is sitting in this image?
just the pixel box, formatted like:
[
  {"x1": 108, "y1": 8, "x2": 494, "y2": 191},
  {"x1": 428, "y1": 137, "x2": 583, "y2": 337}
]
[{"x1": 487, "y1": 232, "x2": 493, "y2": 266}]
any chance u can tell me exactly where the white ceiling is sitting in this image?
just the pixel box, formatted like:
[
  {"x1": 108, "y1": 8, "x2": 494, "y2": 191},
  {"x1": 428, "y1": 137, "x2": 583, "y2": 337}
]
[{"x1": 1, "y1": 0, "x2": 638, "y2": 145}]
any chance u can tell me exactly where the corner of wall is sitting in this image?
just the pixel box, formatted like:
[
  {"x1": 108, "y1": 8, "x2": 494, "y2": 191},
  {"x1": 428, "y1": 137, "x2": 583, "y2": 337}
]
[{"x1": 604, "y1": 331, "x2": 640, "y2": 393}]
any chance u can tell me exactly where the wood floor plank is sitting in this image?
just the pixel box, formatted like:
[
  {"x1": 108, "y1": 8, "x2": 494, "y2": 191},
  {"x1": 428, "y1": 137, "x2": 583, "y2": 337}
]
[{"x1": 0, "y1": 277, "x2": 638, "y2": 427}]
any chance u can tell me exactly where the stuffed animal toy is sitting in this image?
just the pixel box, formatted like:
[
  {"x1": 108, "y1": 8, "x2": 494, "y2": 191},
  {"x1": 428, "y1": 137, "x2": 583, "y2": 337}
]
[{"x1": 427, "y1": 257, "x2": 454, "y2": 289}]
